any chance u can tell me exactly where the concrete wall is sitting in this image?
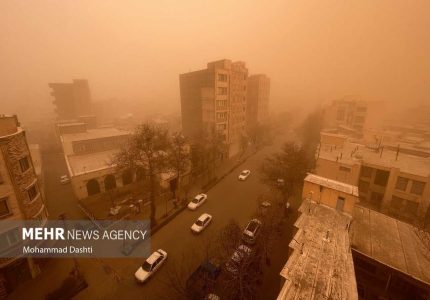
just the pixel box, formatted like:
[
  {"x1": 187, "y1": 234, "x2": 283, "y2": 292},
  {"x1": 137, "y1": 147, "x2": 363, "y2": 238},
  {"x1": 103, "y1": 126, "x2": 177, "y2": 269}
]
[
  {"x1": 315, "y1": 158, "x2": 361, "y2": 186},
  {"x1": 320, "y1": 133, "x2": 347, "y2": 147},
  {"x1": 302, "y1": 181, "x2": 358, "y2": 215}
]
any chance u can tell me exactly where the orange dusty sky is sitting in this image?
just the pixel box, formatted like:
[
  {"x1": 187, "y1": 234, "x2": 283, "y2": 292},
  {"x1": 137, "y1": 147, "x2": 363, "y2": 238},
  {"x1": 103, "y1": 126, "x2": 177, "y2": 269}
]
[{"x1": 1, "y1": 0, "x2": 429, "y2": 118}]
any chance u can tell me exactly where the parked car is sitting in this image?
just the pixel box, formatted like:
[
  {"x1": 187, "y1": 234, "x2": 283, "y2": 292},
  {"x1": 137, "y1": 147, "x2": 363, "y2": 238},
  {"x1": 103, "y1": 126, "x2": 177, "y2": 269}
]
[
  {"x1": 242, "y1": 219, "x2": 262, "y2": 245},
  {"x1": 60, "y1": 175, "x2": 70, "y2": 184},
  {"x1": 135, "y1": 249, "x2": 167, "y2": 283},
  {"x1": 186, "y1": 260, "x2": 221, "y2": 298},
  {"x1": 187, "y1": 193, "x2": 208, "y2": 210},
  {"x1": 191, "y1": 213, "x2": 212, "y2": 234},
  {"x1": 238, "y1": 170, "x2": 251, "y2": 181},
  {"x1": 225, "y1": 244, "x2": 252, "y2": 274}
]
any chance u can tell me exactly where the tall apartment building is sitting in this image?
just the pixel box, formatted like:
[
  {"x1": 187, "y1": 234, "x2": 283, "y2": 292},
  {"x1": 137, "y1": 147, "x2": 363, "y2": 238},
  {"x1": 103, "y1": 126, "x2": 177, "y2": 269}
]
[
  {"x1": 246, "y1": 74, "x2": 270, "y2": 132},
  {"x1": 323, "y1": 97, "x2": 384, "y2": 137},
  {"x1": 180, "y1": 59, "x2": 248, "y2": 157},
  {"x1": 49, "y1": 79, "x2": 92, "y2": 120},
  {"x1": 0, "y1": 115, "x2": 48, "y2": 296},
  {"x1": 315, "y1": 132, "x2": 430, "y2": 226}
]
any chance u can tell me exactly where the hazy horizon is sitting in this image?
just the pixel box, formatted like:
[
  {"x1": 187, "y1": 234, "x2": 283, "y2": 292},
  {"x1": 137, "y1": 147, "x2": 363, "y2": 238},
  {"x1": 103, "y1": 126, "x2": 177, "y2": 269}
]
[{"x1": 1, "y1": 0, "x2": 429, "y2": 121}]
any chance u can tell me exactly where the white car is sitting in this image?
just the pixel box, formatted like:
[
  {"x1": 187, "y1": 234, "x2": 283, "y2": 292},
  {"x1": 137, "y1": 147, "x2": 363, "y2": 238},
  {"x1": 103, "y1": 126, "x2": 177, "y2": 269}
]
[
  {"x1": 238, "y1": 170, "x2": 251, "y2": 180},
  {"x1": 191, "y1": 213, "x2": 212, "y2": 233},
  {"x1": 225, "y1": 244, "x2": 252, "y2": 274},
  {"x1": 187, "y1": 193, "x2": 207, "y2": 210},
  {"x1": 60, "y1": 175, "x2": 70, "y2": 184},
  {"x1": 135, "y1": 249, "x2": 167, "y2": 283}
]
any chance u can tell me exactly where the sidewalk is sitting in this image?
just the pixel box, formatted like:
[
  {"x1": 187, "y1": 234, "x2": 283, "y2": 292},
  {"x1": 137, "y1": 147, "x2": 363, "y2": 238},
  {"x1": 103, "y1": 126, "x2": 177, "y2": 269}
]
[{"x1": 7, "y1": 147, "x2": 259, "y2": 300}]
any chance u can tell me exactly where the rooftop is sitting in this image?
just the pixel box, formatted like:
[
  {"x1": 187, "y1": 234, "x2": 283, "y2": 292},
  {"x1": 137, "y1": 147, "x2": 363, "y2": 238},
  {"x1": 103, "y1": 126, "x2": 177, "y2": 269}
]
[
  {"x1": 278, "y1": 200, "x2": 357, "y2": 300},
  {"x1": 318, "y1": 140, "x2": 430, "y2": 177},
  {"x1": 350, "y1": 205, "x2": 430, "y2": 285},
  {"x1": 66, "y1": 150, "x2": 117, "y2": 176},
  {"x1": 61, "y1": 127, "x2": 130, "y2": 143},
  {"x1": 304, "y1": 173, "x2": 359, "y2": 196}
]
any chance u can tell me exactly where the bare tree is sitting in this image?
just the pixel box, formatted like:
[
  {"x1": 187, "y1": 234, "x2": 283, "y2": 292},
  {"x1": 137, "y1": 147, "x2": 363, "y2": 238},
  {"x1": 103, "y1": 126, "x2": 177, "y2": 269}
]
[
  {"x1": 190, "y1": 131, "x2": 227, "y2": 185},
  {"x1": 167, "y1": 132, "x2": 190, "y2": 200},
  {"x1": 260, "y1": 142, "x2": 311, "y2": 202},
  {"x1": 113, "y1": 123, "x2": 170, "y2": 226},
  {"x1": 215, "y1": 220, "x2": 263, "y2": 300}
]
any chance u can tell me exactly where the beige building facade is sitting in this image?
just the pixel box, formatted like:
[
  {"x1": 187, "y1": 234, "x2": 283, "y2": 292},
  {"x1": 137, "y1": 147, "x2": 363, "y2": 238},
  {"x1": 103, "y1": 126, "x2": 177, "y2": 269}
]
[
  {"x1": 315, "y1": 133, "x2": 430, "y2": 225},
  {"x1": 323, "y1": 97, "x2": 384, "y2": 137},
  {"x1": 179, "y1": 59, "x2": 249, "y2": 157},
  {"x1": 0, "y1": 115, "x2": 48, "y2": 296},
  {"x1": 303, "y1": 173, "x2": 359, "y2": 215}
]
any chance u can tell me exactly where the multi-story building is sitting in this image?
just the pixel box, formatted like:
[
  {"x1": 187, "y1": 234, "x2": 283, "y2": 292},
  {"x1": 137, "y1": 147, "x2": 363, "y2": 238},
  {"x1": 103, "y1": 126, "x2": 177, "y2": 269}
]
[
  {"x1": 179, "y1": 59, "x2": 248, "y2": 157},
  {"x1": 278, "y1": 175, "x2": 430, "y2": 300},
  {"x1": 246, "y1": 74, "x2": 270, "y2": 133},
  {"x1": 49, "y1": 79, "x2": 92, "y2": 120},
  {"x1": 323, "y1": 97, "x2": 384, "y2": 137},
  {"x1": 0, "y1": 115, "x2": 48, "y2": 296},
  {"x1": 315, "y1": 132, "x2": 430, "y2": 226}
]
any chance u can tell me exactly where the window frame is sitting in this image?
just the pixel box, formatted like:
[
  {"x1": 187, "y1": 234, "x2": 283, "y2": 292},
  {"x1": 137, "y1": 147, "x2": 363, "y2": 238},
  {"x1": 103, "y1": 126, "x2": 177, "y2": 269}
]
[
  {"x1": 19, "y1": 156, "x2": 30, "y2": 173},
  {"x1": 27, "y1": 184, "x2": 39, "y2": 202},
  {"x1": 0, "y1": 197, "x2": 11, "y2": 218}
]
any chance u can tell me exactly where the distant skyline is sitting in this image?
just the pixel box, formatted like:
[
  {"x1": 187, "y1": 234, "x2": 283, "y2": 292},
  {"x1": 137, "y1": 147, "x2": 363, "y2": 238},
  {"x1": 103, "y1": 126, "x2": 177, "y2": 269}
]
[{"x1": 1, "y1": 0, "x2": 429, "y2": 121}]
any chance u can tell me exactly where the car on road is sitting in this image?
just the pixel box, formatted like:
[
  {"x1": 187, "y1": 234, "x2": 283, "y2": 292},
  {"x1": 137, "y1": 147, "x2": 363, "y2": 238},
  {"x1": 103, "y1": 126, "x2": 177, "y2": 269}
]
[
  {"x1": 186, "y1": 261, "x2": 221, "y2": 298},
  {"x1": 242, "y1": 219, "x2": 262, "y2": 245},
  {"x1": 191, "y1": 213, "x2": 212, "y2": 234},
  {"x1": 238, "y1": 170, "x2": 251, "y2": 181},
  {"x1": 135, "y1": 249, "x2": 167, "y2": 283},
  {"x1": 60, "y1": 175, "x2": 70, "y2": 184},
  {"x1": 187, "y1": 193, "x2": 207, "y2": 210},
  {"x1": 225, "y1": 244, "x2": 252, "y2": 274}
]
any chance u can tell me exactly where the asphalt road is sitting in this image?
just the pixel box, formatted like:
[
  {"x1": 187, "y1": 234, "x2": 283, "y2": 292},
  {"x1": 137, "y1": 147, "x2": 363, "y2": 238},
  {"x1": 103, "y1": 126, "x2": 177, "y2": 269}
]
[{"x1": 74, "y1": 140, "x2": 289, "y2": 300}]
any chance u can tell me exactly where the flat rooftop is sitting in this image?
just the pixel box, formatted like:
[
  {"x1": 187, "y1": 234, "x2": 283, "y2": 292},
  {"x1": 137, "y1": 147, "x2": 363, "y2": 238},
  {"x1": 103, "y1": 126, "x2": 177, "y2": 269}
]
[
  {"x1": 319, "y1": 140, "x2": 430, "y2": 177},
  {"x1": 304, "y1": 173, "x2": 359, "y2": 196},
  {"x1": 350, "y1": 205, "x2": 430, "y2": 285},
  {"x1": 66, "y1": 150, "x2": 117, "y2": 176},
  {"x1": 61, "y1": 127, "x2": 130, "y2": 143},
  {"x1": 278, "y1": 200, "x2": 357, "y2": 300}
]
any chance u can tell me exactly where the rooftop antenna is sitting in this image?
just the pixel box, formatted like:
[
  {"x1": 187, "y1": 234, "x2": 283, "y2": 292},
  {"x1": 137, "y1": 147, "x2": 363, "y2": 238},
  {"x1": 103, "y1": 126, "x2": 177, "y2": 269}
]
[{"x1": 396, "y1": 144, "x2": 400, "y2": 161}]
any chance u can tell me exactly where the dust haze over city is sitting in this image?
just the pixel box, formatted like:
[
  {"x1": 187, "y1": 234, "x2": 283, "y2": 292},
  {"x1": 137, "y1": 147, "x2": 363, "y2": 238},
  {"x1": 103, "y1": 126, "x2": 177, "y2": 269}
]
[{"x1": 1, "y1": 1, "x2": 430, "y2": 300}]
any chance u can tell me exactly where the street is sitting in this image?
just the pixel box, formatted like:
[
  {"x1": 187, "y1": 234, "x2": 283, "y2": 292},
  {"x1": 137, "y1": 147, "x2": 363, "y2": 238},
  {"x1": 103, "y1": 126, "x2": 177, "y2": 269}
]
[
  {"x1": 8, "y1": 132, "x2": 296, "y2": 300},
  {"x1": 76, "y1": 138, "x2": 294, "y2": 300}
]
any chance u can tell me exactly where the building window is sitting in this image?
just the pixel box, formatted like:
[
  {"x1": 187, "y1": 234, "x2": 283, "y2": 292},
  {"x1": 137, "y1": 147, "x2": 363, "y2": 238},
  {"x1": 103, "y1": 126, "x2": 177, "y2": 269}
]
[
  {"x1": 374, "y1": 169, "x2": 389, "y2": 187},
  {"x1": 339, "y1": 166, "x2": 351, "y2": 172},
  {"x1": 27, "y1": 184, "x2": 38, "y2": 201},
  {"x1": 217, "y1": 124, "x2": 227, "y2": 131},
  {"x1": 355, "y1": 116, "x2": 365, "y2": 123},
  {"x1": 19, "y1": 156, "x2": 30, "y2": 172},
  {"x1": 395, "y1": 177, "x2": 409, "y2": 191},
  {"x1": 360, "y1": 166, "x2": 373, "y2": 178},
  {"x1": 0, "y1": 198, "x2": 10, "y2": 217},
  {"x1": 391, "y1": 196, "x2": 404, "y2": 210},
  {"x1": 370, "y1": 192, "x2": 383, "y2": 208},
  {"x1": 0, "y1": 228, "x2": 20, "y2": 252},
  {"x1": 405, "y1": 200, "x2": 419, "y2": 215},
  {"x1": 217, "y1": 87, "x2": 227, "y2": 95},
  {"x1": 411, "y1": 181, "x2": 425, "y2": 195},
  {"x1": 358, "y1": 180, "x2": 369, "y2": 193},
  {"x1": 216, "y1": 112, "x2": 227, "y2": 121},
  {"x1": 218, "y1": 74, "x2": 227, "y2": 82}
]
